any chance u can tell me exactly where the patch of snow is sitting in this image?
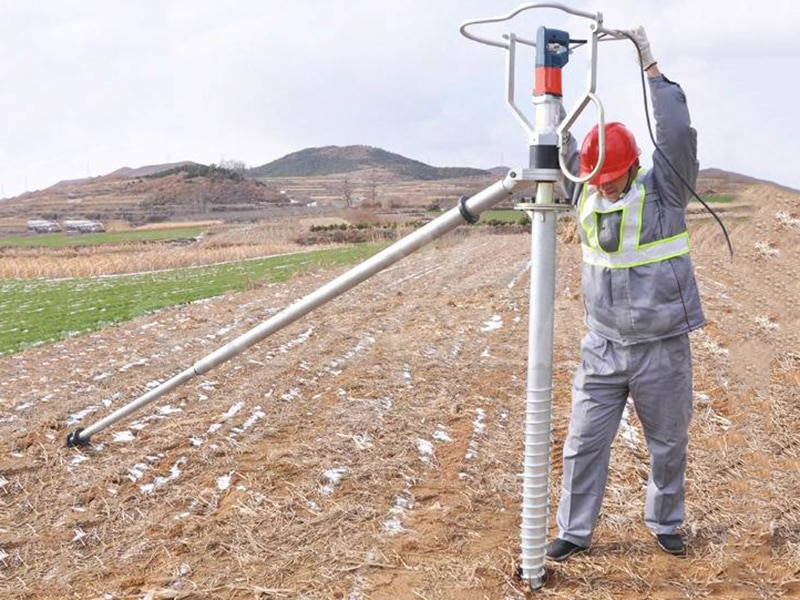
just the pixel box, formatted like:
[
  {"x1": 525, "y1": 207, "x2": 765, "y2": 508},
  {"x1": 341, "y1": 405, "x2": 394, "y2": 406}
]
[
  {"x1": 112, "y1": 430, "x2": 135, "y2": 443},
  {"x1": 279, "y1": 327, "x2": 314, "y2": 353},
  {"x1": 473, "y1": 409, "x2": 487, "y2": 434},
  {"x1": 339, "y1": 334, "x2": 377, "y2": 362},
  {"x1": 69, "y1": 454, "x2": 89, "y2": 470},
  {"x1": 755, "y1": 314, "x2": 779, "y2": 332},
  {"x1": 128, "y1": 463, "x2": 149, "y2": 482},
  {"x1": 220, "y1": 401, "x2": 245, "y2": 419},
  {"x1": 157, "y1": 405, "x2": 183, "y2": 415},
  {"x1": 71, "y1": 528, "x2": 87, "y2": 543},
  {"x1": 416, "y1": 438, "x2": 434, "y2": 463},
  {"x1": 14, "y1": 402, "x2": 33, "y2": 411},
  {"x1": 481, "y1": 314, "x2": 503, "y2": 332},
  {"x1": 66, "y1": 405, "x2": 99, "y2": 426},
  {"x1": 92, "y1": 372, "x2": 111, "y2": 381},
  {"x1": 480, "y1": 348, "x2": 492, "y2": 358},
  {"x1": 140, "y1": 457, "x2": 186, "y2": 495},
  {"x1": 216, "y1": 325, "x2": 234, "y2": 337},
  {"x1": 230, "y1": 407, "x2": 265, "y2": 436},
  {"x1": 320, "y1": 467, "x2": 348, "y2": 497},
  {"x1": 433, "y1": 425, "x2": 452, "y2": 443},
  {"x1": 697, "y1": 331, "x2": 729, "y2": 358},
  {"x1": 382, "y1": 516, "x2": 405, "y2": 535},
  {"x1": 382, "y1": 493, "x2": 413, "y2": 536},
  {"x1": 282, "y1": 388, "x2": 300, "y2": 402},
  {"x1": 755, "y1": 240, "x2": 779, "y2": 258},
  {"x1": 694, "y1": 391, "x2": 711, "y2": 405},
  {"x1": 498, "y1": 410, "x2": 509, "y2": 428},
  {"x1": 207, "y1": 423, "x2": 222, "y2": 434},
  {"x1": 508, "y1": 259, "x2": 531, "y2": 289},
  {"x1": 119, "y1": 358, "x2": 148, "y2": 372},
  {"x1": 217, "y1": 474, "x2": 232, "y2": 491},
  {"x1": 353, "y1": 432, "x2": 372, "y2": 450},
  {"x1": 776, "y1": 210, "x2": 800, "y2": 228}
]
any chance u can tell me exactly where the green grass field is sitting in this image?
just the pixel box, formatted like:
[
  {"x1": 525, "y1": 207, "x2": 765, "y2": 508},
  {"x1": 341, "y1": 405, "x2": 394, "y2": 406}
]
[
  {"x1": 424, "y1": 209, "x2": 528, "y2": 224},
  {"x1": 695, "y1": 195, "x2": 736, "y2": 203},
  {"x1": 479, "y1": 210, "x2": 530, "y2": 224},
  {"x1": 0, "y1": 244, "x2": 383, "y2": 355},
  {"x1": 0, "y1": 226, "x2": 206, "y2": 248}
]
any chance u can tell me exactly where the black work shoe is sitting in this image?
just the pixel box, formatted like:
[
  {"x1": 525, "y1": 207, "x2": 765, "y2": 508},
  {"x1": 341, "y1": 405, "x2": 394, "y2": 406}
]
[
  {"x1": 656, "y1": 533, "x2": 686, "y2": 556},
  {"x1": 545, "y1": 538, "x2": 587, "y2": 562}
]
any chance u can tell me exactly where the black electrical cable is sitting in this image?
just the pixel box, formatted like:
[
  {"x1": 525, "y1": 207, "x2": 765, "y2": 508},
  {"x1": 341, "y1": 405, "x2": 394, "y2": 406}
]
[{"x1": 619, "y1": 31, "x2": 734, "y2": 259}]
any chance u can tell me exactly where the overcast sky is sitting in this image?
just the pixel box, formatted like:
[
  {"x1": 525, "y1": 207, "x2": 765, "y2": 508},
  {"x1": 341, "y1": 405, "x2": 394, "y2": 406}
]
[{"x1": 2, "y1": 0, "x2": 798, "y2": 198}]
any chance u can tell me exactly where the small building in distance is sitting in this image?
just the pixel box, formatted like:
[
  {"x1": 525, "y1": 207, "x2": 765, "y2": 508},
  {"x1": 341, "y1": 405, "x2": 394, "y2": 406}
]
[
  {"x1": 64, "y1": 219, "x2": 106, "y2": 233},
  {"x1": 27, "y1": 219, "x2": 62, "y2": 233}
]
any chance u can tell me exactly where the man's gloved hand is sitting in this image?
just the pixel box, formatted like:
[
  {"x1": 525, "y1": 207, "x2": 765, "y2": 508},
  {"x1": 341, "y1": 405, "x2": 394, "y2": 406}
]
[{"x1": 622, "y1": 26, "x2": 656, "y2": 71}]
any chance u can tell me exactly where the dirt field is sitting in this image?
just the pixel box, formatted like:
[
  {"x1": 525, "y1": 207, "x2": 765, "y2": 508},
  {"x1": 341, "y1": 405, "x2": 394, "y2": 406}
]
[{"x1": 0, "y1": 184, "x2": 797, "y2": 599}]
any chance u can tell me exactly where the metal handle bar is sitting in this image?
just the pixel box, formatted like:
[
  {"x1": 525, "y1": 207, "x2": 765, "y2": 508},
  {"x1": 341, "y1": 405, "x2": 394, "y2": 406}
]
[
  {"x1": 556, "y1": 25, "x2": 630, "y2": 184},
  {"x1": 460, "y1": 2, "x2": 610, "y2": 184},
  {"x1": 558, "y1": 91, "x2": 605, "y2": 183},
  {"x1": 459, "y1": 2, "x2": 600, "y2": 49}
]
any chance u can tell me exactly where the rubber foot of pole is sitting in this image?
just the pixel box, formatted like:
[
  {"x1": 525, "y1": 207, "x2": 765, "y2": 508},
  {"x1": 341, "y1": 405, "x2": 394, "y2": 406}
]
[{"x1": 66, "y1": 428, "x2": 91, "y2": 448}]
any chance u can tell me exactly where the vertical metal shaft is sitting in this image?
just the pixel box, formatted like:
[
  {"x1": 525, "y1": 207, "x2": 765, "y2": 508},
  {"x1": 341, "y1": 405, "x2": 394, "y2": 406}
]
[{"x1": 519, "y1": 182, "x2": 557, "y2": 588}]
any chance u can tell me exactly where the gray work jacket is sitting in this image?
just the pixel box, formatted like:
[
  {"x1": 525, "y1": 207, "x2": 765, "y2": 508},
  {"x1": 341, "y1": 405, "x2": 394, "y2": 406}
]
[{"x1": 564, "y1": 74, "x2": 705, "y2": 345}]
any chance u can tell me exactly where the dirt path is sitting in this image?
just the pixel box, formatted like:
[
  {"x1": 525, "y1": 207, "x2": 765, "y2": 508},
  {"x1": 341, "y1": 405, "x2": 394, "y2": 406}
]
[{"x1": 1, "y1": 185, "x2": 797, "y2": 599}]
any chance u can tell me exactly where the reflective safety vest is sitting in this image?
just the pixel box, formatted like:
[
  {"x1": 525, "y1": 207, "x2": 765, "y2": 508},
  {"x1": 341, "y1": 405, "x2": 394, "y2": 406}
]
[{"x1": 578, "y1": 173, "x2": 690, "y2": 268}]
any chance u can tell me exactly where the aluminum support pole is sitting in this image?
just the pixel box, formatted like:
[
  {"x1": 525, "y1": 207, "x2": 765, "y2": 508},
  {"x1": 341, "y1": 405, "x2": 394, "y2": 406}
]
[
  {"x1": 67, "y1": 171, "x2": 527, "y2": 446},
  {"x1": 519, "y1": 182, "x2": 558, "y2": 589}
]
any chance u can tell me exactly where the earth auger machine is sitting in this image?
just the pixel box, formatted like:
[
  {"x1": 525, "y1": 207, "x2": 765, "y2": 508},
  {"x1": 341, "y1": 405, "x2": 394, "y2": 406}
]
[{"x1": 67, "y1": 3, "x2": 639, "y2": 591}]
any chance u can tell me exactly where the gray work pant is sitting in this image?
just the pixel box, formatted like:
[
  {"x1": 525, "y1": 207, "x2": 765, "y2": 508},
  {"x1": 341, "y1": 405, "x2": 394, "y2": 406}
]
[{"x1": 556, "y1": 331, "x2": 693, "y2": 547}]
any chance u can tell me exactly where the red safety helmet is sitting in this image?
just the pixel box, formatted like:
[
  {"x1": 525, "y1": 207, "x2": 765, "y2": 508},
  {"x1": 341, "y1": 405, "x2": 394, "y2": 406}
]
[{"x1": 580, "y1": 122, "x2": 641, "y2": 185}]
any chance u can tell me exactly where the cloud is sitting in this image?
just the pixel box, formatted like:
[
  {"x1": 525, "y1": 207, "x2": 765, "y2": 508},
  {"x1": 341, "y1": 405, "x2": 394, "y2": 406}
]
[{"x1": 1, "y1": 0, "x2": 797, "y2": 198}]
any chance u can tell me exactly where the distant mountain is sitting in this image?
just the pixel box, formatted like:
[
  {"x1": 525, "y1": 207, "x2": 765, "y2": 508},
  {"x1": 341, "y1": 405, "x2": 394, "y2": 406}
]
[
  {"x1": 697, "y1": 167, "x2": 800, "y2": 195},
  {"x1": 248, "y1": 145, "x2": 490, "y2": 180},
  {"x1": 108, "y1": 161, "x2": 200, "y2": 179}
]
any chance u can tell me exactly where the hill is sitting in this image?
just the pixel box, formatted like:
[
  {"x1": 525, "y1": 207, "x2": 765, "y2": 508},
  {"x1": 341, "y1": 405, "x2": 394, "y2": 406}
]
[
  {"x1": 107, "y1": 161, "x2": 200, "y2": 179},
  {"x1": 248, "y1": 145, "x2": 490, "y2": 180},
  {"x1": 698, "y1": 167, "x2": 799, "y2": 195},
  {"x1": 0, "y1": 144, "x2": 789, "y2": 235},
  {"x1": 0, "y1": 169, "x2": 284, "y2": 232}
]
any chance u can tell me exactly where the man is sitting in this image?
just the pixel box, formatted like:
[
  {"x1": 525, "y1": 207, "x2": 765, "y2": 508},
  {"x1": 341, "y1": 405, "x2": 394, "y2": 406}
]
[{"x1": 546, "y1": 27, "x2": 704, "y2": 561}]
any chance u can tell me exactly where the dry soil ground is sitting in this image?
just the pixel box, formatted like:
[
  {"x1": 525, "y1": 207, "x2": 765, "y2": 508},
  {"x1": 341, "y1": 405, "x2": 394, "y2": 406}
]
[{"x1": 0, "y1": 184, "x2": 798, "y2": 599}]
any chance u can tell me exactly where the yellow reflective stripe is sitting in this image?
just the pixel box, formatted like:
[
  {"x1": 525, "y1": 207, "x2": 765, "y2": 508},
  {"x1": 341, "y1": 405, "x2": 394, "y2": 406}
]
[
  {"x1": 581, "y1": 231, "x2": 690, "y2": 268},
  {"x1": 581, "y1": 245, "x2": 690, "y2": 268},
  {"x1": 639, "y1": 230, "x2": 690, "y2": 250},
  {"x1": 635, "y1": 183, "x2": 645, "y2": 249},
  {"x1": 578, "y1": 185, "x2": 593, "y2": 244}
]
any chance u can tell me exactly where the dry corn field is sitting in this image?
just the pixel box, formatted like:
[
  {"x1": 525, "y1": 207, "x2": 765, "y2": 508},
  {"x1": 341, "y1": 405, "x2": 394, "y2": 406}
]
[
  {"x1": 0, "y1": 221, "x2": 310, "y2": 279},
  {"x1": 0, "y1": 184, "x2": 798, "y2": 599}
]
